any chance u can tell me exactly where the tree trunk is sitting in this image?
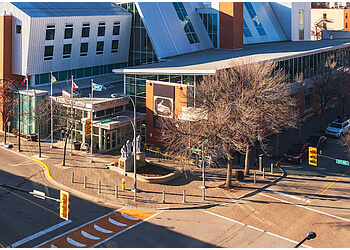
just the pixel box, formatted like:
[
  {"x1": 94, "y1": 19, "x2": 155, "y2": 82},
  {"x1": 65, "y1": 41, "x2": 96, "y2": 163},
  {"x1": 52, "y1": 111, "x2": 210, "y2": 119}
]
[
  {"x1": 62, "y1": 124, "x2": 73, "y2": 166},
  {"x1": 244, "y1": 145, "x2": 251, "y2": 175},
  {"x1": 225, "y1": 156, "x2": 233, "y2": 187},
  {"x1": 276, "y1": 133, "x2": 279, "y2": 160},
  {"x1": 4, "y1": 121, "x2": 6, "y2": 144},
  {"x1": 38, "y1": 124, "x2": 41, "y2": 158},
  {"x1": 320, "y1": 108, "x2": 325, "y2": 132}
]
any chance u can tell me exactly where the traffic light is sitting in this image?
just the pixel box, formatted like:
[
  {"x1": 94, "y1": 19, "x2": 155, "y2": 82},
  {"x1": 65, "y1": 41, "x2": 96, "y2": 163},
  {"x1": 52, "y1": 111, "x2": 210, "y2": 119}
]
[
  {"x1": 60, "y1": 190, "x2": 70, "y2": 220},
  {"x1": 85, "y1": 118, "x2": 91, "y2": 136},
  {"x1": 309, "y1": 147, "x2": 317, "y2": 166}
]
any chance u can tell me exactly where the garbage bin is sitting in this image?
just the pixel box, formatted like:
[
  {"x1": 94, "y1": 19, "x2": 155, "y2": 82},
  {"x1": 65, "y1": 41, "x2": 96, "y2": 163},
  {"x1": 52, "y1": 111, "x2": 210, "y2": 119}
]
[
  {"x1": 30, "y1": 133, "x2": 38, "y2": 142},
  {"x1": 235, "y1": 170, "x2": 244, "y2": 182},
  {"x1": 73, "y1": 141, "x2": 82, "y2": 150}
]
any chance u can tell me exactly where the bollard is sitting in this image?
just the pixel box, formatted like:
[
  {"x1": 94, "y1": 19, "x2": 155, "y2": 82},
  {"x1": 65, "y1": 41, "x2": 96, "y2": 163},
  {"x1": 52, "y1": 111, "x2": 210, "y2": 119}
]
[
  {"x1": 263, "y1": 168, "x2": 265, "y2": 178},
  {"x1": 183, "y1": 190, "x2": 186, "y2": 203},
  {"x1": 116, "y1": 185, "x2": 118, "y2": 198},
  {"x1": 71, "y1": 171, "x2": 74, "y2": 183},
  {"x1": 254, "y1": 172, "x2": 256, "y2": 183},
  {"x1": 162, "y1": 191, "x2": 165, "y2": 203},
  {"x1": 259, "y1": 154, "x2": 263, "y2": 171},
  {"x1": 202, "y1": 188, "x2": 205, "y2": 201},
  {"x1": 84, "y1": 176, "x2": 87, "y2": 188},
  {"x1": 121, "y1": 178, "x2": 126, "y2": 191},
  {"x1": 271, "y1": 163, "x2": 274, "y2": 174},
  {"x1": 98, "y1": 181, "x2": 101, "y2": 194}
]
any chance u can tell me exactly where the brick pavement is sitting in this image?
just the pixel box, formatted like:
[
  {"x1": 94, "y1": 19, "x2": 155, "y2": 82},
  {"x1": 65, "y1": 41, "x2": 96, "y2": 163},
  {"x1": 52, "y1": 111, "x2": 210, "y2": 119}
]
[{"x1": 0, "y1": 132, "x2": 282, "y2": 211}]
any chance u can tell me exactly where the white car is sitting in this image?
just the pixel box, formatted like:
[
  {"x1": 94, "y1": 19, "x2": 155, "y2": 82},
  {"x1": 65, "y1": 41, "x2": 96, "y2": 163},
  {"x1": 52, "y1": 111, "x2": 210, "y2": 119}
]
[{"x1": 325, "y1": 118, "x2": 350, "y2": 138}]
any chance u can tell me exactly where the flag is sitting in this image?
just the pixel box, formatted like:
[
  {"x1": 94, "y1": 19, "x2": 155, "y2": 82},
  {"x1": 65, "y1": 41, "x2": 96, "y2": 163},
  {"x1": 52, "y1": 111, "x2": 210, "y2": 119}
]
[
  {"x1": 92, "y1": 83, "x2": 103, "y2": 91},
  {"x1": 21, "y1": 73, "x2": 28, "y2": 86},
  {"x1": 72, "y1": 80, "x2": 78, "y2": 90},
  {"x1": 51, "y1": 75, "x2": 57, "y2": 83}
]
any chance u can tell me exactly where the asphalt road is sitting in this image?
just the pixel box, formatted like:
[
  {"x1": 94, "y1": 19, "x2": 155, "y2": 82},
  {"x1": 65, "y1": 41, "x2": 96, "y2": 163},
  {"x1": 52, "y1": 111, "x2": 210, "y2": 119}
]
[{"x1": 0, "y1": 147, "x2": 115, "y2": 248}]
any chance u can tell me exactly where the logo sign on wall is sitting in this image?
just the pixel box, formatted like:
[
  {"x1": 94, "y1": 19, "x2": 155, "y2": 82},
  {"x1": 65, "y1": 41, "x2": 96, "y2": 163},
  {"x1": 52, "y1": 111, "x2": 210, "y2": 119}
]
[{"x1": 154, "y1": 96, "x2": 173, "y2": 118}]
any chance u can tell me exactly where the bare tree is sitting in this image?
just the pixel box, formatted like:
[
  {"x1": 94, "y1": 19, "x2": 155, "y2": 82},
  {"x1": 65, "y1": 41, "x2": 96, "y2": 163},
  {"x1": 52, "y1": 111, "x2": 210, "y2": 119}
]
[
  {"x1": 334, "y1": 68, "x2": 350, "y2": 118},
  {"x1": 0, "y1": 80, "x2": 15, "y2": 144},
  {"x1": 159, "y1": 61, "x2": 298, "y2": 187}
]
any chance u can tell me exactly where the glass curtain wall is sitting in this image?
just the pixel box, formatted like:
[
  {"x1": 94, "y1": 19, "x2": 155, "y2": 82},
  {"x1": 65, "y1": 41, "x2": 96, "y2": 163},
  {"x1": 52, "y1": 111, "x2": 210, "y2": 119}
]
[
  {"x1": 119, "y1": 2, "x2": 158, "y2": 67},
  {"x1": 199, "y1": 13, "x2": 218, "y2": 48}
]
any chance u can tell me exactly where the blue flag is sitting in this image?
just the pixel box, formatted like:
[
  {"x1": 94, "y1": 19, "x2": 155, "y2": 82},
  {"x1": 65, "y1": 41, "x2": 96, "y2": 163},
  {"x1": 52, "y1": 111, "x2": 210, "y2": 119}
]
[{"x1": 92, "y1": 83, "x2": 103, "y2": 91}]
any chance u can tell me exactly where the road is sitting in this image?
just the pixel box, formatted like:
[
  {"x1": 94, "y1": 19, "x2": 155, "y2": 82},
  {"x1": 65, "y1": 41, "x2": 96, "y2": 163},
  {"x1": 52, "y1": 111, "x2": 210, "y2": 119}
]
[{"x1": 0, "y1": 147, "x2": 115, "y2": 248}]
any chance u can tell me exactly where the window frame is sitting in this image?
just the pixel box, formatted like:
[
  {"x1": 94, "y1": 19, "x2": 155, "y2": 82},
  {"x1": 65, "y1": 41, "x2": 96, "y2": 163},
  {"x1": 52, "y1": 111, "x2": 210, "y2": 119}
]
[
  {"x1": 44, "y1": 45, "x2": 54, "y2": 61},
  {"x1": 96, "y1": 41, "x2": 104, "y2": 55},
  {"x1": 64, "y1": 24, "x2": 73, "y2": 39},
  {"x1": 80, "y1": 42, "x2": 88, "y2": 57},
  {"x1": 45, "y1": 25, "x2": 55, "y2": 40},
  {"x1": 63, "y1": 44, "x2": 72, "y2": 59}
]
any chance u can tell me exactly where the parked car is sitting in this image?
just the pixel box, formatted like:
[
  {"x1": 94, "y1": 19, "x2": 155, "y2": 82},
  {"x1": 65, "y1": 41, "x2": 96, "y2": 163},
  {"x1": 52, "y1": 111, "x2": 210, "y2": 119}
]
[
  {"x1": 325, "y1": 117, "x2": 350, "y2": 138},
  {"x1": 284, "y1": 141, "x2": 310, "y2": 164},
  {"x1": 306, "y1": 135, "x2": 328, "y2": 150}
]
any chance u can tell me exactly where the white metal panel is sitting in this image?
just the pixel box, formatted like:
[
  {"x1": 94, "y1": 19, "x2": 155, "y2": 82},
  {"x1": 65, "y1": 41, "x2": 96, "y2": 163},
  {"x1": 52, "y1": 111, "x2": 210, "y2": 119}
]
[
  {"x1": 137, "y1": 2, "x2": 212, "y2": 59},
  {"x1": 292, "y1": 2, "x2": 311, "y2": 41},
  {"x1": 26, "y1": 14, "x2": 131, "y2": 75}
]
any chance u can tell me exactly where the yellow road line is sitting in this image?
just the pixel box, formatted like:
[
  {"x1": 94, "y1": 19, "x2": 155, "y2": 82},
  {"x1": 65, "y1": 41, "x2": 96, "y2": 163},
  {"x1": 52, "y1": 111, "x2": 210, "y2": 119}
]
[
  {"x1": 0, "y1": 242, "x2": 4, "y2": 248},
  {"x1": 0, "y1": 186, "x2": 58, "y2": 217},
  {"x1": 32, "y1": 158, "x2": 53, "y2": 180},
  {"x1": 309, "y1": 168, "x2": 350, "y2": 204}
]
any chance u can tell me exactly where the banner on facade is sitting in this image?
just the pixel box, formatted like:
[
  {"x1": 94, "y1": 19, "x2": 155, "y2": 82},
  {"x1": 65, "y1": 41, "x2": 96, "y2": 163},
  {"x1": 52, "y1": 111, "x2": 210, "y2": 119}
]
[{"x1": 85, "y1": 119, "x2": 91, "y2": 136}]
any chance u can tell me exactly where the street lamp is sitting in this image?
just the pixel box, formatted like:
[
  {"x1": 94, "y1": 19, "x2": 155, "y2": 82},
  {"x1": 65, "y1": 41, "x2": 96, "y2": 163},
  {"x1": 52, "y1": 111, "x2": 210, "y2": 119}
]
[
  {"x1": 0, "y1": 79, "x2": 21, "y2": 152},
  {"x1": 294, "y1": 231, "x2": 317, "y2": 248},
  {"x1": 111, "y1": 94, "x2": 137, "y2": 201}
]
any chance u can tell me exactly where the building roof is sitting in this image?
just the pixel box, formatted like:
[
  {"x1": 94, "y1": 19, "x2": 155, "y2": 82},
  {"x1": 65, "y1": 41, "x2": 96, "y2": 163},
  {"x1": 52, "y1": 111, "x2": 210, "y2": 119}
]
[
  {"x1": 11, "y1": 2, "x2": 129, "y2": 17},
  {"x1": 113, "y1": 39, "x2": 350, "y2": 75}
]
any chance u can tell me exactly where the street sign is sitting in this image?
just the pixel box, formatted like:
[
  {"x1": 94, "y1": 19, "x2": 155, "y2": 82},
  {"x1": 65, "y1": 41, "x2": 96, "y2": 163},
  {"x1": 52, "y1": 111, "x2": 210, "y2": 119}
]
[
  {"x1": 32, "y1": 190, "x2": 46, "y2": 200},
  {"x1": 336, "y1": 159, "x2": 349, "y2": 166},
  {"x1": 101, "y1": 117, "x2": 112, "y2": 124}
]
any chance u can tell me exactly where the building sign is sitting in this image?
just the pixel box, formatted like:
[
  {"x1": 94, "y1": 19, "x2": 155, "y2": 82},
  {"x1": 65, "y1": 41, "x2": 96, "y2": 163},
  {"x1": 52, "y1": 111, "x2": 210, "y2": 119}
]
[
  {"x1": 154, "y1": 96, "x2": 173, "y2": 118},
  {"x1": 85, "y1": 119, "x2": 91, "y2": 136},
  {"x1": 101, "y1": 117, "x2": 112, "y2": 124}
]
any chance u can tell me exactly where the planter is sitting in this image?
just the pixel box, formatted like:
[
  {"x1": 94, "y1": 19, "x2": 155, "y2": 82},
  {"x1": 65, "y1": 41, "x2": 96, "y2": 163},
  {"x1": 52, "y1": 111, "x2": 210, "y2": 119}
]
[
  {"x1": 235, "y1": 170, "x2": 244, "y2": 182},
  {"x1": 73, "y1": 141, "x2": 82, "y2": 150},
  {"x1": 30, "y1": 133, "x2": 38, "y2": 142}
]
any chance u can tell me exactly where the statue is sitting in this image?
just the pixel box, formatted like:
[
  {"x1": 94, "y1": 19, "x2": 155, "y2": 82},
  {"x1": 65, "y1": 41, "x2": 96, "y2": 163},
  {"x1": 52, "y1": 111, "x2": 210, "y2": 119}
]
[
  {"x1": 126, "y1": 140, "x2": 132, "y2": 157},
  {"x1": 136, "y1": 135, "x2": 142, "y2": 153},
  {"x1": 120, "y1": 145, "x2": 126, "y2": 158}
]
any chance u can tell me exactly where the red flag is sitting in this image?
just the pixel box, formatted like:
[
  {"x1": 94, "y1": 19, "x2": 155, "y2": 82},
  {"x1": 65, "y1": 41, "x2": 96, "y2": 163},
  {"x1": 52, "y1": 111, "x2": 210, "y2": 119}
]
[
  {"x1": 21, "y1": 73, "x2": 28, "y2": 86},
  {"x1": 72, "y1": 80, "x2": 78, "y2": 90}
]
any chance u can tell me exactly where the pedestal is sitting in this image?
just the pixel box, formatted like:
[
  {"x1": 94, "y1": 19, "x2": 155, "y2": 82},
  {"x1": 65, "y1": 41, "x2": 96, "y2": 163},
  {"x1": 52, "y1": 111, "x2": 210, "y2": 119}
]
[
  {"x1": 136, "y1": 152, "x2": 146, "y2": 167},
  {"x1": 118, "y1": 156, "x2": 134, "y2": 175}
]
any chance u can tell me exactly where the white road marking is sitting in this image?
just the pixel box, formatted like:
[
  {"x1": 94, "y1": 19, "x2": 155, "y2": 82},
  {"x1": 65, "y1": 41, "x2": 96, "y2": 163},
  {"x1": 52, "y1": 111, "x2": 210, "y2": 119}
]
[
  {"x1": 266, "y1": 188, "x2": 310, "y2": 203},
  {"x1": 10, "y1": 161, "x2": 34, "y2": 167},
  {"x1": 121, "y1": 212, "x2": 139, "y2": 220},
  {"x1": 259, "y1": 193, "x2": 350, "y2": 223},
  {"x1": 329, "y1": 139, "x2": 341, "y2": 144},
  {"x1": 202, "y1": 210, "x2": 311, "y2": 248},
  {"x1": 92, "y1": 211, "x2": 163, "y2": 248},
  {"x1": 94, "y1": 224, "x2": 113, "y2": 234},
  {"x1": 34, "y1": 209, "x2": 123, "y2": 248},
  {"x1": 81, "y1": 230, "x2": 100, "y2": 240},
  {"x1": 10, "y1": 220, "x2": 72, "y2": 247},
  {"x1": 66, "y1": 236, "x2": 86, "y2": 247},
  {"x1": 108, "y1": 217, "x2": 127, "y2": 227}
]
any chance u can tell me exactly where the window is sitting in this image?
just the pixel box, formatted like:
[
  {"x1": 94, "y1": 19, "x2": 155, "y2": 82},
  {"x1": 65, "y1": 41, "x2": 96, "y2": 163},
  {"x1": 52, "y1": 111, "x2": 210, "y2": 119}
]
[
  {"x1": 304, "y1": 88, "x2": 312, "y2": 111},
  {"x1": 63, "y1": 44, "x2": 72, "y2": 59},
  {"x1": 111, "y1": 40, "x2": 119, "y2": 53},
  {"x1": 244, "y1": 2, "x2": 267, "y2": 36},
  {"x1": 44, "y1": 45, "x2": 54, "y2": 61},
  {"x1": 299, "y1": 10, "x2": 304, "y2": 25},
  {"x1": 96, "y1": 41, "x2": 104, "y2": 54},
  {"x1": 113, "y1": 22, "x2": 120, "y2": 36},
  {"x1": 173, "y1": 2, "x2": 200, "y2": 44},
  {"x1": 46, "y1": 25, "x2": 55, "y2": 40},
  {"x1": 347, "y1": 23, "x2": 349, "y2": 29},
  {"x1": 323, "y1": 13, "x2": 327, "y2": 20},
  {"x1": 16, "y1": 25, "x2": 21, "y2": 34},
  {"x1": 299, "y1": 28, "x2": 304, "y2": 40},
  {"x1": 346, "y1": 13, "x2": 348, "y2": 19},
  {"x1": 323, "y1": 23, "x2": 327, "y2": 29},
  {"x1": 64, "y1": 24, "x2": 73, "y2": 39},
  {"x1": 81, "y1": 23, "x2": 90, "y2": 38},
  {"x1": 80, "y1": 42, "x2": 88, "y2": 56},
  {"x1": 98, "y1": 22, "x2": 106, "y2": 36},
  {"x1": 243, "y1": 20, "x2": 252, "y2": 37}
]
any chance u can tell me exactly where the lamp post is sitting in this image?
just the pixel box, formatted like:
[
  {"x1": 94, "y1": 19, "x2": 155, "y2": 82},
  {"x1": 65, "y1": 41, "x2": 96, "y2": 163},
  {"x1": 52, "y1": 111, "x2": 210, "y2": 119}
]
[
  {"x1": 294, "y1": 231, "x2": 316, "y2": 248},
  {"x1": 0, "y1": 79, "x2": 21, "y2": 152},
  {"x1": 111, "y1": 94, "x2": 137, "y2": 201}
]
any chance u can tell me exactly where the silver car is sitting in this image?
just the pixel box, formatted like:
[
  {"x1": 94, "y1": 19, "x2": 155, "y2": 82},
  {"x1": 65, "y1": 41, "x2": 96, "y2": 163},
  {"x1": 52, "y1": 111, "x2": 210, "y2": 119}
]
[{"x1": 325, "y1": 118, "x2": 350, "y2": 138}]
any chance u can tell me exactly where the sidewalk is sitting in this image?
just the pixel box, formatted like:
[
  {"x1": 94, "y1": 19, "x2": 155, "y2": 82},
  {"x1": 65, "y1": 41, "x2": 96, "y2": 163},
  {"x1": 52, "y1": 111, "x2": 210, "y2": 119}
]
[{"x1": 0, "y1": 132, "x2": 283, "y2": 211}]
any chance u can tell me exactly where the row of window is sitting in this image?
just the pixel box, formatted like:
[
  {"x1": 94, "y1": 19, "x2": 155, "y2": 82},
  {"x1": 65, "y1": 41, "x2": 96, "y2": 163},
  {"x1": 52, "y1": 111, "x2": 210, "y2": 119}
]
[
  {"x1": 45, "y1": 22, "x2": 120, "y2": 41},
  {"x1": 244, "y1": 2, "x2": 267, "y2": 37},
  {"x1": 44, "y1": 40, "x2": 119, "y2": 60}
]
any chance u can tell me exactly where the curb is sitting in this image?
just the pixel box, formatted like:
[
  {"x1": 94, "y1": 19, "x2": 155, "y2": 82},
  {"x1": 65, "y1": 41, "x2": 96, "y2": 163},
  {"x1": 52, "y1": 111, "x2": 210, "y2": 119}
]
[{"x1": 32, "y1": 158, "x2": 53, "y2": 180}]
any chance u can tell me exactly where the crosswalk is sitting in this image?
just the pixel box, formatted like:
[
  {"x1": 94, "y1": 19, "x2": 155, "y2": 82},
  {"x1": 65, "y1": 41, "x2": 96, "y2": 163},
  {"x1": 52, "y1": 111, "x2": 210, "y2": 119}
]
[{"x1": 36, "y1": 208, "x2": 158, "y2": 248}]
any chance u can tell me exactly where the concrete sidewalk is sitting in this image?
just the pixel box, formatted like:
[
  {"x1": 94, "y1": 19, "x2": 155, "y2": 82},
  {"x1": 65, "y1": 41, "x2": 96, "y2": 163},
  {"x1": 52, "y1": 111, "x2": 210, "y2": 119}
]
[{"x1": 0, "y1": 132, "x2": 283, "y2": 211}]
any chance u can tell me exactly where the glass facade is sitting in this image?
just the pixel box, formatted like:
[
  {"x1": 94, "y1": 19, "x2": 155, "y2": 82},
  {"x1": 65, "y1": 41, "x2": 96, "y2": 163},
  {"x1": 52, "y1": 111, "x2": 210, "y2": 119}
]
[
  {"x1": 199, "y1": 13, "x2": 218, "y2": 48},
  {"x1": 244, "y1": 2, "x2": 267, "y2": 36},
  {"x1": 173, "y1": 2, "x2": 200, "y2": 44},
  {"x1": 35, "y1": 62, "x2": 127, "y2": 85},
  {"x1": 243, "y1": 20, "x2": 253, "y2": 38},
  {"x1": 119, "y1": 2, "x2": 158, "y2": 67}
]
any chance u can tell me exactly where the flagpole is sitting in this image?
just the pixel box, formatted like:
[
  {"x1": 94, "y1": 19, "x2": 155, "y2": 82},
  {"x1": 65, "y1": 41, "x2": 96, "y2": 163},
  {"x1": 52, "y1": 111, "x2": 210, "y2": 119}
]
[
  {"x1": 50, "y1": 71, "x2": 54, "y2": 148},
  {"x1": 26, "y1": 69, "x2": 29, "y2": 136},
  {"x1": 90, "y1": 79, "x2": 94, "y2": 163},
  {"x1": 70, "y1": 75, "x2": 73, "y2": 156}
]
